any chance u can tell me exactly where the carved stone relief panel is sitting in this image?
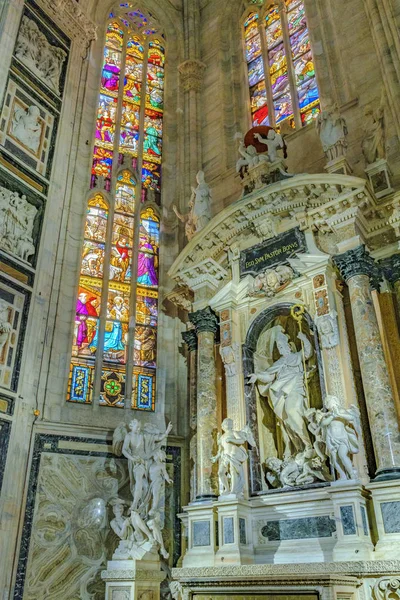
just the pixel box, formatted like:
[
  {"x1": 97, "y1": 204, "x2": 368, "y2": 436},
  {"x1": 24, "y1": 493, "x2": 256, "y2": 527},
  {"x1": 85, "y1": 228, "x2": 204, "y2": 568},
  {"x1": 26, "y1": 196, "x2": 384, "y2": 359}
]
[
  {"x1": 0, "y1": 168, "x2": 43, "y2": 266},
  {"x1": 0, "y1": 276, "x2": 28, "y2": 391},
  {"x1": 15, "y1": 15, "x2": 68, "y2": 97},
  {"x1": 13, "y1": 2, "x2": 70, "y2": 100},
  {"x1": 0, "y1": 78, "x2": 55, "y2": 178}
]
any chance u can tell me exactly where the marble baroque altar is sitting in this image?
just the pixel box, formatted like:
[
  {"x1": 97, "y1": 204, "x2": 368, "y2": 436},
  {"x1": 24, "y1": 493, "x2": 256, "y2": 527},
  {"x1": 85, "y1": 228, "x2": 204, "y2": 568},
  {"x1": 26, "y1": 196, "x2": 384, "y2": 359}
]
[{"x1": 168, "y1": 145, "x2": 400, "y2": 599}]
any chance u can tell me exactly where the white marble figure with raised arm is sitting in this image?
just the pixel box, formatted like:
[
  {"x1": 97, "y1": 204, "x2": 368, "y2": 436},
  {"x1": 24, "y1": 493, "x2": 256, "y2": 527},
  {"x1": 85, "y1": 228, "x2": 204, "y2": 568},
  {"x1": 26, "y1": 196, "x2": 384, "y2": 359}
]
[
  {"x1": 253, "y1": 129, "x2": 284, "y2": 162},
  {"x1": 211, "y1": 417, "x2": 258, "y2": 498},
  {"x1": 111, "y1": 419, "x2": 173, "y2": 559},
  {"x1": 248, "y1": 325, "x2": 313, "y2": 460}
]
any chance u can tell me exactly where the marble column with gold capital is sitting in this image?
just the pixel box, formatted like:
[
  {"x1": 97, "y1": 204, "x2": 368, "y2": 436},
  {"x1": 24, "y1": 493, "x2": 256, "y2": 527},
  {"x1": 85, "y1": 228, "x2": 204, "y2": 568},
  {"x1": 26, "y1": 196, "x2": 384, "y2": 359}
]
[
  {"x1": 335, "y1": 245, "x2": 400, "y2": 480},
  {"x1": 182, "y1": 329, "x2": 198, "y2": 502},
  {"x1": 189, "y1": 306, "x2": 219, "y2": 500}
]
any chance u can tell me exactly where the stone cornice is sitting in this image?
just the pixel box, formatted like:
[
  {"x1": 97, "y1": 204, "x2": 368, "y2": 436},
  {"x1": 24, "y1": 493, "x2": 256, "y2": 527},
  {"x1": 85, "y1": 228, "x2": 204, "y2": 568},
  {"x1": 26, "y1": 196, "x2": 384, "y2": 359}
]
[
  {"x1": 168, "y1": 174, "x2": 376, "y2": 287},
  {"x1": 101, "y1": 568, "x2": 165, "y2": 582},
  {"x1": 36, "y1": 0, "x2": 97, "y2": 52},
  {"x1": 172, "y1": 559, "x2": 400, "y2": 580}
]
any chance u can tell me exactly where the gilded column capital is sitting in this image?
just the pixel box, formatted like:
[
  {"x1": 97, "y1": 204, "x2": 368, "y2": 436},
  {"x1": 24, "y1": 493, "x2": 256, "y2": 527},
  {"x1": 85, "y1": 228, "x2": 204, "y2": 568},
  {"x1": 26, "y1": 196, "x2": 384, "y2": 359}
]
[
  {"x1": 189, "y1": 306, "x2": 219, "y2": 335},
  {"x1": 334, "y1": 245, "x2": 381, "y2": 289},
  {"x1": 380, "y1": 253, "x2": 400, "y2": 284},
  {"x1": 178, "y1": 59, "x2": 206, "y2": 93},
  {"x1": 182, "y1": 329, "x2": 198, "y2": 351}
]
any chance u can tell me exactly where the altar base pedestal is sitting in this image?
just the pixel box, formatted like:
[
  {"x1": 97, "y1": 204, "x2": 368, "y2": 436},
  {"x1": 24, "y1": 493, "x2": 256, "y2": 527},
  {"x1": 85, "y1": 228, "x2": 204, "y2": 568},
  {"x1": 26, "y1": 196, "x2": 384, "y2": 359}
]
[
  {"x1": 101, "y1": 554, "x2": 165, "y2": 600},
  {"x1": 329, "y1": 481, "x2": 374, "y2": 561}
]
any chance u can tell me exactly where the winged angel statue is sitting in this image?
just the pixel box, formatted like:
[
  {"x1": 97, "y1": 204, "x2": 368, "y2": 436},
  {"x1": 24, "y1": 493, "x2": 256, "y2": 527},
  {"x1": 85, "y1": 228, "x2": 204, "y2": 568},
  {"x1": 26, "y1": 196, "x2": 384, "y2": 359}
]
[{"x1": 109, "y1": 419, "x2": 173, "y2": 560}]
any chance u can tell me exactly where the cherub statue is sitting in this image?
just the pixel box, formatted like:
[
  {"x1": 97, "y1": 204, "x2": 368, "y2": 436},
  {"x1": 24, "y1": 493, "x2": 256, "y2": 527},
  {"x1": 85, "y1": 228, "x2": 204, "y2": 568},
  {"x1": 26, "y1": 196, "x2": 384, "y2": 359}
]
[
  {"x1": 253, "y1": 129, "x2": 285, "y2": 162},
  {"x1": 236, "y1": 136, "x2": 269, "y2": 177},
  {"x1": 211, "y1": 418, "x2": 258, "y2": 497},
  {"x1": 307, "y1": 395, "x2": 361, "y2": 480}
]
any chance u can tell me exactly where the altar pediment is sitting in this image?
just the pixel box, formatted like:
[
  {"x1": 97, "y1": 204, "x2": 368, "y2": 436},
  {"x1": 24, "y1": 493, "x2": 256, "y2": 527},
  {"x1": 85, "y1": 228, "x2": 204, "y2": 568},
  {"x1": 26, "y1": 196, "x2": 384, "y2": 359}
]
[{"x1": 168, "y1": 173, "x2": 377, "y2": 290}]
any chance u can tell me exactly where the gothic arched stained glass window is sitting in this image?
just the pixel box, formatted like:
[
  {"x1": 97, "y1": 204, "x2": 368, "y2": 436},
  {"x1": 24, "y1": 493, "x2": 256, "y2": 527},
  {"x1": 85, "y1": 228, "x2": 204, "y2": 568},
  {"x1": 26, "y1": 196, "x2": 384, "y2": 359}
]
[
  {"x1": 244, "y1": 0, "x2": 320, "y2": 129},
  {"x1": 67, "y1": 5, "x2": 164, "y2": 410}
]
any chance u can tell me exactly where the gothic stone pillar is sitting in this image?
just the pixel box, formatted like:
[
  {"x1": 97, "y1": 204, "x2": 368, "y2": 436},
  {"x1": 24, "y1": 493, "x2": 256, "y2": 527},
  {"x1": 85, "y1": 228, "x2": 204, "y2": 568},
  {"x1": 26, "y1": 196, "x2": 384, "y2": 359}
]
[
  {"x1": 335, "y1": 245, "x2": 400, "y2": 479},
  {"x1": 182, "y1": 329, "x2": 198, "y2": 502},
  {"x1": 189, "y1": 306, "x2": 219, "y2": 500}
]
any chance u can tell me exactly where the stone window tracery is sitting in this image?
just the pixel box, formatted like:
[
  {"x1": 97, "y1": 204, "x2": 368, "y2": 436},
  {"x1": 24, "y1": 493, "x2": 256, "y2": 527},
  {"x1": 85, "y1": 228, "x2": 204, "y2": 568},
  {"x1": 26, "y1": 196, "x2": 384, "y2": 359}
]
[
  {"x1": 243, "y1": 0, "x2": 320, "y2": 129},
  {"x1": 67, "y1": 5, "x2": 164, "y2": 409}
]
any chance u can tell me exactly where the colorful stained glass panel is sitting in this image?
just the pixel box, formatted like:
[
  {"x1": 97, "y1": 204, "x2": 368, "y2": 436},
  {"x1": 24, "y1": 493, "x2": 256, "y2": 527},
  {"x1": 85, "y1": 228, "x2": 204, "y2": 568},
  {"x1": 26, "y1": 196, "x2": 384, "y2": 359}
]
[
  {"x1": 265, "y1": 7, "x2": 282, "y2": 47},
  {"x1": 247, "y1": 55, "x2": 264, "y2": 87},
  {"x1": 244, "y1": 13, "x2": 258, "y2": 41},
  {"x1": 287, "y1": 1, "x2": 306, "y2": 34},
  {"x1": 136, "y1": 291, "x2": 158, "y2": 326},
  {"x1": 101, "y1": 47, "x2": 121, "y2": 96},
  {"x1": 294, "y1": 50, "x2": 315, "y2": 86},
  {"x1": 142, "y1": 161, "x2": 161, "y2": 191},
  {"x1": 245, "y1": 33, "x2": 261, "y2": 63},
  {"x1": 134, "y1": 326, "x2": 157, "y2": 367},
  {"x1": 81, "y1": 241, "x2": 105, "y2": 279},
  {"x1": 100, "y1": 369, "x2": 125, "y2": 406},
  {"x1": 106, "y1": 21, "x2": 124, "y2": 51},
  {"x1": 274, "y1": 93, "x2": 293, "y2": 123},
  {"x1": 134, "y1": 369, "x2": 155, "y2": 410},
  {"x1": 96, "y1": 95, "x2": 117, "y2": 149},
  {"x1": 92, "y1": 146, "x2": 113, "y2": 179},
  {"x1": 69, "y1": 364, "x2": 93, "y2": 403}
]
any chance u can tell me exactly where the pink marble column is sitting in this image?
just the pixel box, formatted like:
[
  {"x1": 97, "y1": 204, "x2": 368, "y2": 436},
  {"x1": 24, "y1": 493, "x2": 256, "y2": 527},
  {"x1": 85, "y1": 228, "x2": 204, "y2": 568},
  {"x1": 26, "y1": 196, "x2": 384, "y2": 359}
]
[
  {"x1": 189, "y1": 306, "x2": 219, "y2": 500},
  {"x1": 335, "y1": 245, "x2": 400, "y2": 479}
]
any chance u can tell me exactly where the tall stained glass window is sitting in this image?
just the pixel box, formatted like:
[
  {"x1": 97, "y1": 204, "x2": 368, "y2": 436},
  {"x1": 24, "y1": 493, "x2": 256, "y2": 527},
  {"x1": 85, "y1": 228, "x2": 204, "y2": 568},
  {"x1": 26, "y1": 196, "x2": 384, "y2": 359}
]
[
  {"x1": 243, "y1": 0, "x2": 320, "y2": 129},
  {"x1": 67, "y1": 5, "x2": 164, "y2": 410}
]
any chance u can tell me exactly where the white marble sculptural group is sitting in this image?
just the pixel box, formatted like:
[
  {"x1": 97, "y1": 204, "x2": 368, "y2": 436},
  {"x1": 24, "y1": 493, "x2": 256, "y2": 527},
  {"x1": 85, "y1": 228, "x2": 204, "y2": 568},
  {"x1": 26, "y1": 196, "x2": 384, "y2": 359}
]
[
  {"x1": 235, "y1": 129, "x2": 285, "y2": 177},
  {"x1": 211, "y1": 417, "x2": 258, "y2": 498},
  {"x1": 0, "y1": 185, "x2": 37, "y2": 262},
  {"x1": 110, "y1": 419, "x2": 173, "y2": 560},
  {"x1": 245, "y1": 326, "x2": 361, "y2": 489},
  {"x1": 173, "y1": 170, "x2": 212, "y2": 241},
  {"x1": 15, "y1": 16, "x2": 67, "y2": 94}
]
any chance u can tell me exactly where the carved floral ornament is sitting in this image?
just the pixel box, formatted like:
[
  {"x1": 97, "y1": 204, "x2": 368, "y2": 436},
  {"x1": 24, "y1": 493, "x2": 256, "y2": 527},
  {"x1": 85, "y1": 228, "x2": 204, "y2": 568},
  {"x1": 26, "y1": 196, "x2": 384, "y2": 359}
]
[
  {"x1": 168, "y1": 174, "x2": 382, "y2": 290},
  {"x1": 35, "y1": 0, "x2": 96, "y2": 51}
]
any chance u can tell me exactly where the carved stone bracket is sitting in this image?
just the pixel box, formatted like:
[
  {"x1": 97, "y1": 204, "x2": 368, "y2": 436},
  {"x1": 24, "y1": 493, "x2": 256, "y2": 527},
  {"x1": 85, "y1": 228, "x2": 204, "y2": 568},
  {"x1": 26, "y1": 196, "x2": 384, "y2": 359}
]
[
  {"x1": 35, "y1": 0, "x2": 97, "y2": 53},
  {"x1": 189, "y1": 306, "x2": 219, "y2": 335},
  {"x1": 178, "y1": 59, "x2": 206, "y2": 93},
  {"x1": 373, "y1": 576, "x2": 400, "y2": 600},
  {"x1": 380, "y1": 253, "x2": 400, "y2": 284},
  {"x1": 334, "y1": 245, "x2": 381, "y2": 289},
  {"x1": 179, "y1": 258, "x2": 228, "y2": 291},
  {"x1": 182, "y1": 329, "x2": 198, "y2": 351}
]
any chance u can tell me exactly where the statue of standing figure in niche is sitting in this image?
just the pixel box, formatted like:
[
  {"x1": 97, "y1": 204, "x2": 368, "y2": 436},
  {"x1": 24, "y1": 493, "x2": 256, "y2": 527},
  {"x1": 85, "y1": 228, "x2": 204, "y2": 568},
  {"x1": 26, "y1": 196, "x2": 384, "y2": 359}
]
[
  {"x1": 110, "y1": 419, "x2": 173, "y2": 559},
  {"x1": 361, "y1": 93, "x2": 386, "y2": 165},
  {"x1": 211, "y1": 418, "x2": 258, "y2": 497},
  {"x1": 191, "y1": 170, "x2": 211, "y2": 231},
  {"x1": 172, "y1": 170, "x2": 211, "y2": 240},
  {"x1": 248, "y1": 325, "x2": 314, "y2": 460},
  {"x1": 306, "y1": 395, "x2": 361, "y2": 480},
  {"x1": 315, "y1": 103, "x2": 348, "y2": 161}
]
